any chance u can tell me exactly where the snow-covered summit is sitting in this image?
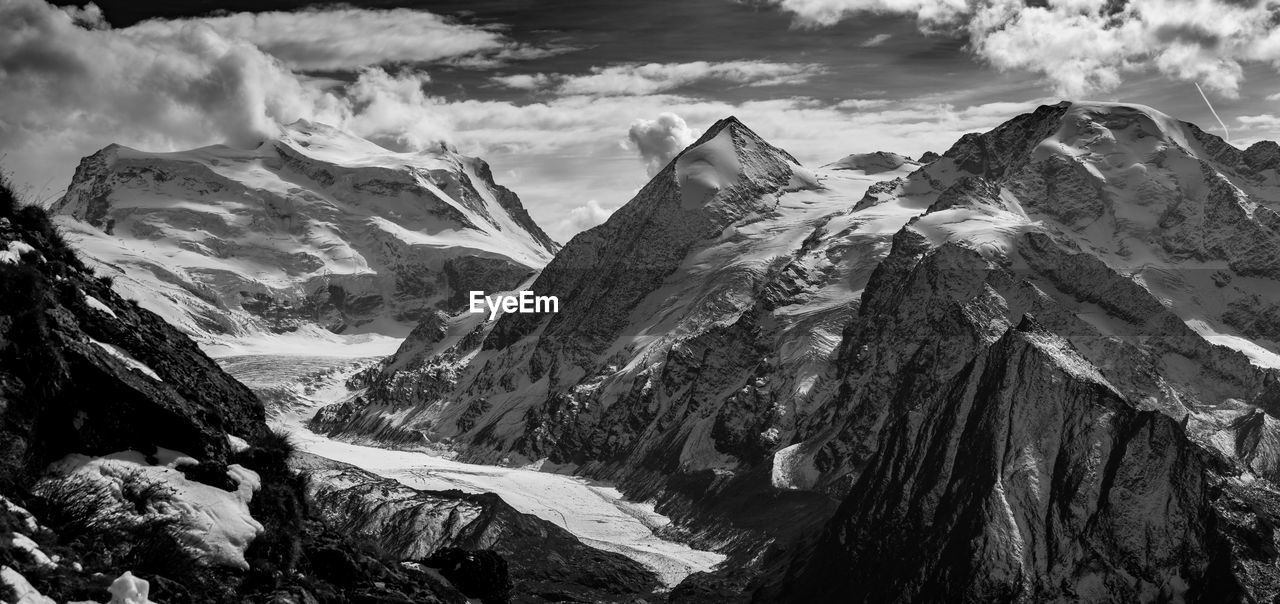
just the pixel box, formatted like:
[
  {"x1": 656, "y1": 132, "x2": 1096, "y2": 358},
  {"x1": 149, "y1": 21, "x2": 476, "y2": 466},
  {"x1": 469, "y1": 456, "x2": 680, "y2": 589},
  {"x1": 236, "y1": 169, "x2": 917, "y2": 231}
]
[
  {"x1": 318, "y1": 115, "x2": 923, "y2": 466},
  {"x1": 51, "y1": 121, "x2": 557, "y2": 348},
  {"x1": 824, "y1": 151, "x2": 918, "y2": 174}
]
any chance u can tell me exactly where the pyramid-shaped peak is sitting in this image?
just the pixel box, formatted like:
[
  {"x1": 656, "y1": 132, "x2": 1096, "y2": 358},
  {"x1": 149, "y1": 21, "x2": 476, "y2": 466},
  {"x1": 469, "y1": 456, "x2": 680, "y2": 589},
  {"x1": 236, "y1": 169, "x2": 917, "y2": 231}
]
[
  {"x1": 694, "y1": 115, "x2": 764, "y2": 146},
  {"x1": 671, "y1": 116, "x2": 805, "y2": 210},
  {"x1": 681, "y1": 115, "x2": 801, "y2": 168}
]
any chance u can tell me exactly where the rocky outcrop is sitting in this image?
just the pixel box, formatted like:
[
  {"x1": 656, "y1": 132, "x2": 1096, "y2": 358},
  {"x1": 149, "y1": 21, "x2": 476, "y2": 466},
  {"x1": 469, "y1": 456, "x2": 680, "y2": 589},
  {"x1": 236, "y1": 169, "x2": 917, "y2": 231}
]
[{"x1": 0, "y1": 204, "x2": 265, "y2": 483}]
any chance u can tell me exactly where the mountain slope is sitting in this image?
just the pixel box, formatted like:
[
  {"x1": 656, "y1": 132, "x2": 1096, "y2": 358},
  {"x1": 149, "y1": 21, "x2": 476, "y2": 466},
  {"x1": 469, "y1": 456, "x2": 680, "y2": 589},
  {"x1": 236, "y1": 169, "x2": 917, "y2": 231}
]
[
  {"x1": 775, "y1": 317, "x2": 1244, "y2": 602},
  {"x1": 51, "y1": 121, "x2": 557, "y2": 350},
  {"x1": 317, "y1": 101, "x2": 1280, "y2": 600},
  {"x1": 0, "y1": 178, "x2": 672, "y2": 604},
  {"x1": 316, "y1": 116, "x2": 927, "y2": 552},
  {"x1": 744, "y1": 102, "x2": 1280, "y2": 600}
]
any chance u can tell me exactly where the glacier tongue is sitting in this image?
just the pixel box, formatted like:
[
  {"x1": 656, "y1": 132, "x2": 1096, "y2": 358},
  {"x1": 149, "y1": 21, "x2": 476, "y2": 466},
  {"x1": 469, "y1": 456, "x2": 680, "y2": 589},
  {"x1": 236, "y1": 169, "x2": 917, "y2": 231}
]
[{"x1": 220, "y1": 352, "x2": 725, "y2": 588}]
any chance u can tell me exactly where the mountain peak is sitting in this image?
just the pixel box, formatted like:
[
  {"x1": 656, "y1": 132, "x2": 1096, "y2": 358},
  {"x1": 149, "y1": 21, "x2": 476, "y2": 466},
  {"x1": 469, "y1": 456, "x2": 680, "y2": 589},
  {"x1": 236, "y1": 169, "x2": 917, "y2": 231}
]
[
  {"x1": 671, "y1": 115, "x2": 802, "y2": 209},
  {"x1": 689, "y1": 115, "x2": 784, "y2": 154},
  {"x1": 825, "y1": 151, "x2": 919, "y2": 174},
  {"x1": 698, "y1": 115, "x2": 745, "y2": 139},
  {"x1": 50, "y1": 121, "x2": 558, "y2": 342}
]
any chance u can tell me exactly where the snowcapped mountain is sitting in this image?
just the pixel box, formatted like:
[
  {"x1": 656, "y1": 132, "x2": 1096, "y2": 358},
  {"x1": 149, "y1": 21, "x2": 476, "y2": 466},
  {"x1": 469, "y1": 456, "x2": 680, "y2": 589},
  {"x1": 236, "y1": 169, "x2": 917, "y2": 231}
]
[
  {"x1": 51, "y1": 120, "x2": 557, "y2": 351},
  {"x1": 314, "y1": 116, "x2": 921, "y2": 467},
  {"x1": 0, "y1": 175, "x2": 684, "y2": 603},
  {"x1": 319, "y1": 102, "x2": 1280, "y2": 599}
]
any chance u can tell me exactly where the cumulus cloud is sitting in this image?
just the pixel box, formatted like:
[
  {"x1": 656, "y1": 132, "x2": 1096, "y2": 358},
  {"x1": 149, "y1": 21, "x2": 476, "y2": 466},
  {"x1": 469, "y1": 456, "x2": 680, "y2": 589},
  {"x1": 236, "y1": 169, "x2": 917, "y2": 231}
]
[
  {"x1": 0, "y1": 0, "x2": 330, "y2": 193},
  {"x1": 58, "y1": 2, "x2": 107, "y2": 29},
  {"x1": 767, "y1": 0, "x2": 1280, "y2": 98},
  {"x1": 627, "y1": 113, "x2": 698, "y2": 176},
  {"x1": 558, "y1": 199, "x2": 616, "y2": 234},
  {"x1": 0, "y1": 0, "x2": 472, "y2": 200},
  {"x1": 341, "y1": 70, "x2": 453, "y2": 152},
  {"x1": 1238, "y1": 114, "x2": 1280, "y2": 132},
  {"x1": 127, "y1": 7, "x2": 560, "y2": 72},
  {"x1": 492, "y1": 61, "x2": 825, "y2": 96}
]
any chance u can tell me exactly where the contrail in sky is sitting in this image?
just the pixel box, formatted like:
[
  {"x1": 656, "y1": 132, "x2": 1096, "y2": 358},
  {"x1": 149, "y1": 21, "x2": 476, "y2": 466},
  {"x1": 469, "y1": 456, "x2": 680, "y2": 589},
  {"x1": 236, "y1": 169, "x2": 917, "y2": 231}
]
[{"x1": 1194, "y1": 82, "x2": 1231, "y2": 144}]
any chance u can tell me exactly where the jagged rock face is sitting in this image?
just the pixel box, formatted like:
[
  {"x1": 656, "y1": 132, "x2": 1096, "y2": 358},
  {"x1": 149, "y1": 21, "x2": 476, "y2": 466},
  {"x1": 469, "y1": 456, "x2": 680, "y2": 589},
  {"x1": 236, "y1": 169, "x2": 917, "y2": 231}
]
[
  {"x1": 0, "y1": 208, "x2": 265, "y2": 483},
  {"x1": 297, "y1": 454, "x2": 662, "y2": 603},
  {"x1": 752, "y1": 104, "x2": 1280, "y2": 599},
  {"x1": 51, "y1": 121, "x2": 556, "y2": 342},
  {"x1": 774, "y1": 320, "x2": 1235, "y2": 602}
]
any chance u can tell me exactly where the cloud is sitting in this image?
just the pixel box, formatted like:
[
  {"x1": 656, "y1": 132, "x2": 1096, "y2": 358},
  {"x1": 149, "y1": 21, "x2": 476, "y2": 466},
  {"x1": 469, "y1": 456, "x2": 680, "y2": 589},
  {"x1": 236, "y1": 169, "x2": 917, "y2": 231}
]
[
  {"x1": 127, "y1": 7, "x2": 561, "y2": 72},
  {"x1": 837, "y1": 98, "x2": 894, "y2": 110},
  {"x1": 340, "y1": 70, "x2": 452, "y2": 152},
  {"x1": 627, "y1": 113, "x2": 698, "y2": 176},
  {"x1": 492, "y1": 73, "x2": 556, "y2": 90},
  {"x1": 0, "y1": 0, "x2": 1063, "y2": 243},
  {"x1": 765, "y1": 0, "x2": 1280, "y2": 98},
  {"x1": 1238, "y1": 114, "x2": 1280, "y2": 132},
  {"x1": 861, "y1": 33, "x2": 893, "y2": 47},
  {"x1": 0, "y1": 0, "x2": 479, "y2": 201},
  {"x1": 558, "y1": 199, "x2": 616, "y2": 235},
  {"x1": 58, "y1": 2, "x2": 107, "y2": 29},
  {"x1": 492, "y1": 61, "x2": 825, "y2": 96},
  {"x1": 0, "y1": 0, "x2": 347, "y2": 197}
]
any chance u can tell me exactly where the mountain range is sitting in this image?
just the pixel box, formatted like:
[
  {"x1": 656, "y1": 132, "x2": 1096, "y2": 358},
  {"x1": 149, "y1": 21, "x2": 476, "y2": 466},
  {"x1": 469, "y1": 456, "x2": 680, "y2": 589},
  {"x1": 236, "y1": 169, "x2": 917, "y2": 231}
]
[
  {"x1": 8, "y1": 100, "x2": 1280, "y2": 602},
  {"x1": 315, "y1": 101, "x2": 1280, "y2": 601}
]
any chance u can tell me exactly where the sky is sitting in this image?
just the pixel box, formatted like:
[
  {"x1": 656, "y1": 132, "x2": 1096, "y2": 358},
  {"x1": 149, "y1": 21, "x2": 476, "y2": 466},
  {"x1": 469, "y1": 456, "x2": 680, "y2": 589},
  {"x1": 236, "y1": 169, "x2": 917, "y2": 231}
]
[{"x1": 4, "y1": 0, "x2": 1280, "y2": 242}]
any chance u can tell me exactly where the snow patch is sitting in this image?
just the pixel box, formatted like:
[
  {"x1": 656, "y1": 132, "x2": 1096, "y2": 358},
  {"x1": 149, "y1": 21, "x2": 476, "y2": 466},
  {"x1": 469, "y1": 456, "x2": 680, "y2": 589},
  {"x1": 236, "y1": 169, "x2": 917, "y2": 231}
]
[
  {"x1": 1, "y1": 496, "x2": 40, "y2": 533},
  {"x1": 1185, "y1": 319, "x2": 1280, "y2": 369},
  {"x1": 0, "y1": 241, "x2": 37, "y2": 265},
  {"x1": 226, "y1": 434, "x2": 251, "y2": 454},
  {"x1": 0, "y1": 566, "x2": 55, "y2": 604},
  {"x1": 676, "y1": 128, "x2": 741, "y2": 210},
  {"x1": 770, "y1": 442, "x2": 818, "y2": 490},
  {"x1": 88, "y1": 338, "x2": 161, "y2": 381},
  {"x1": 49, "y1": 449, "x2": 263, "y2": 569},
  {"x1": 106, "y1": 571, "x2": 154, "y2": 604},
  {"x1": 8, "y1": 533, "x2": 55, "y2": 569},
  {"x1": 84, "y1": 294, "x2": 119, "y2": 319}
]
